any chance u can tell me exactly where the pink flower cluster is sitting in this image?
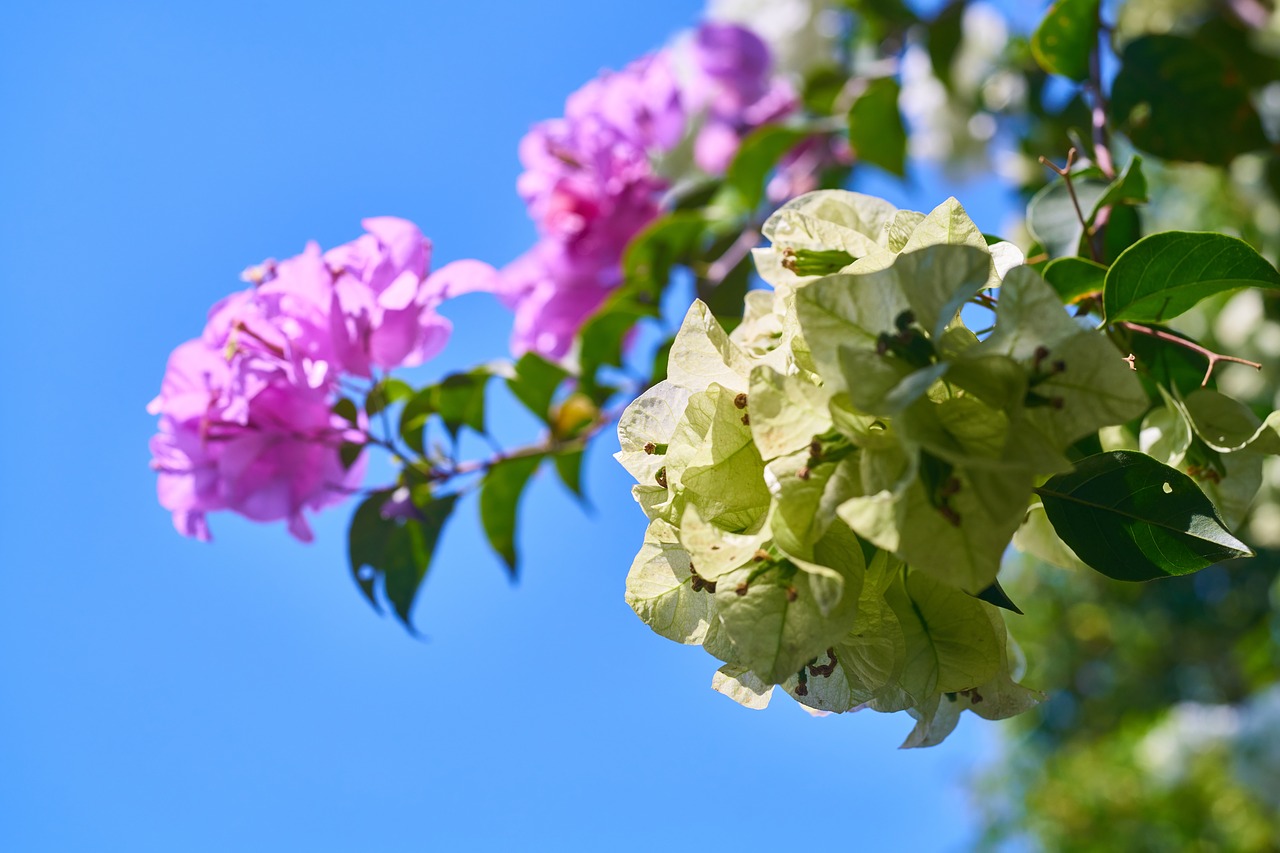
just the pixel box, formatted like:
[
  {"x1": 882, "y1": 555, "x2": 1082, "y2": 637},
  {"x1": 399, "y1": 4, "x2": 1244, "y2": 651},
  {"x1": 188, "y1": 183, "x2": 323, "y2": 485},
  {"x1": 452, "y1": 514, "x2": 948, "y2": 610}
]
[
  {"x1": 149, "y1": 218, "x2": 453, "y2": 542},
  {"x1": 441, "y1": 23, "x2": 797, "y2": 360}
]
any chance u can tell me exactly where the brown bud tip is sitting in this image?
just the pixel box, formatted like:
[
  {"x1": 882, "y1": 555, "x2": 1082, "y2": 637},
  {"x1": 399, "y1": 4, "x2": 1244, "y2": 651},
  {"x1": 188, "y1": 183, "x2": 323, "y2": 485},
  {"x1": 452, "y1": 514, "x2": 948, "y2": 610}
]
[
  {"x1": 940, "y1": 505, "x2": 962, "y2": 527},
  {"x1": 740, "y1": 414, "x2": 750, "y2": 426},
  {"x1": 643, "y1": 442, "x2": 656, "y2": 454},
  {"x1": 1034, "y1": 345, "x2": 1050, "y2": 361},
  {"x1": 753, "y1": 549, "x2": 770, "y2": 562},
  {"x1": 786, "y1": 586, "x2": 798, "y2": 602},
  {"x1": 1051, "y1": 360, "x2": 1066, "y2": 374},
  {"x1": 735, "y1": 583, "x2": 749, "y2": 596},
  {"x1": 733, "y1": 392, "x2": 748, "y2": 409},
  {"x1": 797, "y1": 467, "x2": 811, "y2": 481},
  {"x1": 795, "y1": 682, "x2": 808, "y2": 696}
]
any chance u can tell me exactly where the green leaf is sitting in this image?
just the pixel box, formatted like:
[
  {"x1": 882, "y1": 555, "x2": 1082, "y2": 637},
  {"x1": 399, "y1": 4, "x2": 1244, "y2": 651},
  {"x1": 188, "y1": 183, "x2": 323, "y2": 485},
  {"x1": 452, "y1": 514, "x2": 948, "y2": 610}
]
[
  {"x1": 1111, "y1": 323, "x2": 1214, "y2": 398},
  {"x1": 1042, "y1": 256, "x2": 1106, "y2": 305},
  {"x1": 622, "y1": 211, "x2": 708, "y2": 295},
  {"x1": 1031, "y1": 0, "x2": 1100, "y2": 81},
  {"x1": 1037, "y1": 450, "x2": 1253, "y2": 582},
  {"x1": 479, "y1": 454, "x2": 543, "y2": 576},
  {"x1": 507, "y1": 352, "x2": 569, "y2": 423},
  {"x1": 1111, "y1": 35, "x2": 1268, "y2": 165},
  {"x1": 847, "y1": 77, "x2": 907, "y2": 177},
  {"x1": 339, "y1": 441, "x2": 364, "y2": 470},
  {"x1": 398, "y1": 388, "x2": 435, "y2": 455},
  {"x1": 348, "y1": 489, "x2": 458, "y2": 632},
  {"x1": 434, "y1": 370, "x2": 489, "y2": 440},
  {"x1": 926, "y1": 1, "x2": 966, "y2": 89},
  {"x1": 715, "y1": 124, "x2": 811, "y2": 216},
  {"x1": 1103, "y1": 232, "x2": 1280, "y2": 323},
  {"x1": 366, "y1": 377, "x2": 412, "y2": 417},
  {"x1": 1094, "y1": 155, "x2": 1148, "y2": 211},
  {"x1": 1182, "y1": 389, "x2": 1280, "y2": 455},
  {"x1": 553, "y1": 449, "x2": 586, "y2": 502},
  {"x1": 333, "y1": 397, "x2": 359, "y2": 426},
  {"x1": 1026, "y1": 169, "x2": 1109, "y2": 259}
]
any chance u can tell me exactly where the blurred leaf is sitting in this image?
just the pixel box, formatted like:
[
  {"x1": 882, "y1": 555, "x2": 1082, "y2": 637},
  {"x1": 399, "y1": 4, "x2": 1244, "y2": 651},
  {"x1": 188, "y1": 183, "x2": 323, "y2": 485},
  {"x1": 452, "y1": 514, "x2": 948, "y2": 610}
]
[
  {"x1": 507, "y1": 353, "x2": 568, "y2": 424},
  {"x1": 927, "y1": 1, "x2": 967, "y2": 89},
  {"x1": 1111, "y1": 34, "x2": 1267, "y2": 165},
  {"x1": 399, "y1": 388, "x2": 435, "y2": 455},
  {"x1": 480, "y1": 454, "x2": 544, "y2": 576},
  {"x1": 847, "y1": 77, "x2": 907, "y2": 177},
  {"x1": 1095, "y1": 155, "x2": 1149, "y2": 211},
  {"x1": 339, "y1": 441, "x2": 364, "y2": 470},
  {"x1": 348, "y1": 490, "x2": 458, "y2": 631},
  {"x1": 802, "y1": 65, "x2": 848, "y2": 115},
  {"x1": 622, "y1": 211, "x2": 708, "y2": 296},
  {"x1": 1104, "y1": 232, "x2": 1280, "y2": 323},
  {"x1": 434, "y1": 370, "x2": 489, "y2": 440},
  {"x1": 715, "y1": 124, "x2": 811, "y2": 216},
  {"x1": 550, "y1": 392, "x2": 598, "y2": 441},
  {"x1": 1038, "y1": 450, "x2": 1252, "y2": 581},
  {"x1": 366, "y1": 377, "x2": 412, "y2": 417},
  {"x1": 1027, "y1": 169, "x2": 1108, "y2": 259},
  {"x1": 333, "y1": 397, "x2": 359, "y2": 426},
  {"x1": 553, "y1": 449, "x2": 586, "y2": 503},
  {"x1": 1031, "y1": 0, "x2": 1100, "y2": 81},
  {"x1": 1043, "y1": 256, "x2": 1107, "y2": 304}
]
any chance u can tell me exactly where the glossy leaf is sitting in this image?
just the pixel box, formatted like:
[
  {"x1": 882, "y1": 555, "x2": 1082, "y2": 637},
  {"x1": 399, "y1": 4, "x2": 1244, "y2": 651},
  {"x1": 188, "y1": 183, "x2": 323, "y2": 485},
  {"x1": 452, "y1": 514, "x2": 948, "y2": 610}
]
[
  {"x1": 366, "y1": 377, "x2": 412, "y2": 417},
  {"x1": 1038, "y1": 450, "x2": 1253, "y2": 582},
  {"x1": 1103, "y1": 232, "x2": 1280, "y2": 323}
]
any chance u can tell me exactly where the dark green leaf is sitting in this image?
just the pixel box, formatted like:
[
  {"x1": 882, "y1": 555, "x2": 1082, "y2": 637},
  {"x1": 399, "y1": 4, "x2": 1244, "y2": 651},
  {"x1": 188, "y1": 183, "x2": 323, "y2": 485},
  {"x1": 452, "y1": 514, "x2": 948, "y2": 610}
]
[
  {"x1": 847, "y1": 77, "x2": 907, "y2": 177},
  {"x1": 339, "y1": 441, "x2": 364, "y2": 470},
  {"x1": 1043, "y1": 256, "x2": 1107, "y2": 304},
  {"x1": 479, "y1": 454, "x2": 544, "y2": 576},
  {"x1": 348, "y1": 490, "x2": 459, "y2": 631},
  {"x1": 973, "y1": 578, "x2": 1023, "y2": 615},
  {"x1": 1104, "y1": 231, "x2": 1280, "y2": 323},
  {"x1": 715, "y1": 125, "x2": 811, "y2": 216},
  {"x1": 927, "y1": 1, "x2": 966, "y2": 89},
  {"x1": 507, "y1": 353, "x2": 568, "y2": 424},
  {"x1": 1031, "y1": 0, "x2": 1100, "y2": 81},
  {"x1": 1096, "y1": 203, "x2": 1143, "y2": 265},
  {"x1": 553, "y1": 449, "x2": 587, "y2": 503},
  {"x1": 333, "y1": 397, "x2": 359, "y2": 426},
  {"x1": 433, "y1": 370, "x2": 488, "y2": 440},
  {"x1": 1111, "y1": 35, "x2": 1267, "y2": 165},
  {"x1": 366, "y1": 377, "x2": 412, "y2": 417},
  {"x1": 696, "y1": 246, "x2": 752, "y2": 328},
  {"x1": 1038, "y1": 450, "x2": 1252, "y2": 582}
]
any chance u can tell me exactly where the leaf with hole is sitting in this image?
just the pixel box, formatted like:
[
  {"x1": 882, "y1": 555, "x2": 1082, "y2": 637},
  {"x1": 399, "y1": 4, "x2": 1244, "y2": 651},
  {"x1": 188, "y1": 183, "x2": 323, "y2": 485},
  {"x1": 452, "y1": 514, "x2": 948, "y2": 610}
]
[{"x1": 1037, "y1": 450, "x2": 1252, "y2": 582}]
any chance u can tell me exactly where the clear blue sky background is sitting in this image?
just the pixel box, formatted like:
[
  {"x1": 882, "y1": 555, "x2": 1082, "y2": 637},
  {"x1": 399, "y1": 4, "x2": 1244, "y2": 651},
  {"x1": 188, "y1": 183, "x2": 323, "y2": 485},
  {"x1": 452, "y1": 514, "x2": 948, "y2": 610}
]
[{"x1": 1, "y1": 2, "x2": 1025, "y2": 850}]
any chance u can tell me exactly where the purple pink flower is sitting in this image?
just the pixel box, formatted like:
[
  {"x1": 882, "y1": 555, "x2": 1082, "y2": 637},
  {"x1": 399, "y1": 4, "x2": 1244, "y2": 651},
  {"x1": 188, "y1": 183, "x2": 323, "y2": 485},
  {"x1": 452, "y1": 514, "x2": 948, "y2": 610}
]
[{"x1": 149, "y1": 218, "x2": 449, "y2": 541}]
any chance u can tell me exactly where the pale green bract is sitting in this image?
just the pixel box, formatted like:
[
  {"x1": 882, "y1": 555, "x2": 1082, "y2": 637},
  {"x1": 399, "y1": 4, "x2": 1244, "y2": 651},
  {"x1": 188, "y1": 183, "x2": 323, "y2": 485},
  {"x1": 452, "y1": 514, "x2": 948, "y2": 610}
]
[{"x1": 617, "y1": 190, "x2": 1158, "y2": 747}]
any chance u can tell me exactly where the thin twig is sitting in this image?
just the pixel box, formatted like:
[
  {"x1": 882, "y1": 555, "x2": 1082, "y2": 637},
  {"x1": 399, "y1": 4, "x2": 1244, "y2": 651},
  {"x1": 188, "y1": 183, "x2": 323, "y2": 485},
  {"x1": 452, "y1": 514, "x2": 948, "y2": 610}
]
[
  {"x1": 1116, "y1": 321, "x2": 1263, "y2": 386},
  {"x1": 706, "y1": 227, "x2": 761, "y2": 285},
  {"x1": 1038, "y1": 148, "x2": 1099, "y2": 262}
]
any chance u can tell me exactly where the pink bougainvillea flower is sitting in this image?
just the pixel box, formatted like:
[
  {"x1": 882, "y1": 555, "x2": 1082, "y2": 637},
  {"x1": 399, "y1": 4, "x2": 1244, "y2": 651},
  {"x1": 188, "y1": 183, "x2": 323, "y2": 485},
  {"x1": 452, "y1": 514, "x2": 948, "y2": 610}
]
[
  {"x1": 474, "y1": 21, "x2": 797, "y2": 360},
  {"x1": 150, "y1": 217, "x2": 453, "y2": 541}
]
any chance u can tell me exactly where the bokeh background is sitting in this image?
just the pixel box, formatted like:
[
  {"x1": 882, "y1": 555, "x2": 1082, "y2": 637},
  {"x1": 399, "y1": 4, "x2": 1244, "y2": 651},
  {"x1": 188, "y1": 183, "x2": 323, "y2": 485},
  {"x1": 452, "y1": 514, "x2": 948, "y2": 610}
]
[{"x1": 0, "y1": 2, "x2": 1031, "y2": 849}]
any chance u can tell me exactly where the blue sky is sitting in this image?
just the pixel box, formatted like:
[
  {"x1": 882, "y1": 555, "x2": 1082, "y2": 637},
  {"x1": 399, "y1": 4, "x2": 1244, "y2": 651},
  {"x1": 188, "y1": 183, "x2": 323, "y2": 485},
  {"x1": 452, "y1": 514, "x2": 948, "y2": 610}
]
[{"x1": 1, "y1": 2, "x2": 1021, "y2": 850}]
